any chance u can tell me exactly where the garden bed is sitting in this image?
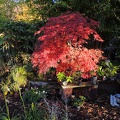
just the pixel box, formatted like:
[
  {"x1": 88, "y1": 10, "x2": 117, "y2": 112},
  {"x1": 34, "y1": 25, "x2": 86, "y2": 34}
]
[{"x1": 0, "y1": 85, "x2": 120, "y2": 120}]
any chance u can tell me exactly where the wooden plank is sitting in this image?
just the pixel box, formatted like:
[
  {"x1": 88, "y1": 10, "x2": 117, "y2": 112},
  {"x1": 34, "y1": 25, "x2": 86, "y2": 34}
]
[
  {"x1": 61, "y1": 83, "x2": 98, "y2": 101},
  {"x1": 61, "y1": 83, "x2": 98, "y2": 89}
]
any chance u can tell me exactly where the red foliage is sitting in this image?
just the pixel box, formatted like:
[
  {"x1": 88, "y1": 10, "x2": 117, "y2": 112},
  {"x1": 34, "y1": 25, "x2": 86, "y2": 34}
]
[{"x1": 32, "y1": 11, "x2": 104, "y2": 78}]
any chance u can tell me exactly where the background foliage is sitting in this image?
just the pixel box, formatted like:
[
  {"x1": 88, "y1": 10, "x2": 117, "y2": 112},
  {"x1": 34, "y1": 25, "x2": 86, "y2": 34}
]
[
  {"x1": 0, "y1": 0, "x2": 120, "y2": 82},
  {"x1": 0, "y1": 20, "x2": 44, "y2": 79}
]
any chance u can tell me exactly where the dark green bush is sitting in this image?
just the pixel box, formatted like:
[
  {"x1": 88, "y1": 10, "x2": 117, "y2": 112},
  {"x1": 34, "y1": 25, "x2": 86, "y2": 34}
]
[
  {"x1": 23, "y1": 88, "x2": 46, "y2": 103},
  {"x1": 0, "y1": 20, "x2": 44, "y2": 79}
]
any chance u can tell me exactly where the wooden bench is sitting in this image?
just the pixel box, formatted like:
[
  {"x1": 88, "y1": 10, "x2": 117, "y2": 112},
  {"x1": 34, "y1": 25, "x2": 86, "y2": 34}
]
[{"x1": 61, "y1": 82, "x2": 98, "y2": 101}]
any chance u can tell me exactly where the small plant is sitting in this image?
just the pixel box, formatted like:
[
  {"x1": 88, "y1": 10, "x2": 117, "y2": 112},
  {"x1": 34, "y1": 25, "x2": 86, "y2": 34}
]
[
  {"x1": 73, "y1": 96, "x2": 86, "y2": 107},
  {"x1": 97, "y1": 66, "x2": 105, "y2": 77},
  {"x1": 105, "y1": 62, "x2": 119, "y2": 78},
  {"x1": 7, "y1": 65, "x2": 28, "y2": 93},
  {"x1": 0, "y1": 80, "x2": 10, "y2": 95},
  {"x1": 57, "y1": 72, "x2": 73, "y2": 84},
  {"x1": 57, "y1": 72, "x2": 66, "y2": 82},
  {"x1": 23, "y1": 88, "x2": 46, "y2": 104},
  {"x1": 11, "y1": 65, "x2": 27, "y2": 87},
  {"x1": 66, "y1": 76, "x2": 73, "y2": 83},
  {"x1": 98, "y1": 60, "x2": 119, "y2": 78}
]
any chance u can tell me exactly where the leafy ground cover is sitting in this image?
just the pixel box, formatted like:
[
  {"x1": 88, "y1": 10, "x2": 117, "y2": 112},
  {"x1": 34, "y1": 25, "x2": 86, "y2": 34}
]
[{"x1": 0, "y1": 86, "x2": 120, "y2": 120}]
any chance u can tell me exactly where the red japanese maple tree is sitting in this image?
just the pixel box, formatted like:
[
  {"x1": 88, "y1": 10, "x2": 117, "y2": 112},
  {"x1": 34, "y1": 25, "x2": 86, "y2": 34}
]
[{"x1": 32, "y1": 11, "x2": 104, "y2": 78}]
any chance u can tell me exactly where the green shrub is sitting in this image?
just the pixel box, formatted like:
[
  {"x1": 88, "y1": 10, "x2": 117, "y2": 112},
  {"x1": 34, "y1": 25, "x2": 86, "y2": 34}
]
[
  {"x1": 73, "y1": 96, "x2": 86, "y2": 107},
  {"x1": 0, "y1": 20, "x2": 44, "y2": 80},
  {"x1": 23, "y1": 88, "x2": 46, "y2": 104},
  {"x1": 97, "y1": 60, "x2": 119, "y2": 78}
]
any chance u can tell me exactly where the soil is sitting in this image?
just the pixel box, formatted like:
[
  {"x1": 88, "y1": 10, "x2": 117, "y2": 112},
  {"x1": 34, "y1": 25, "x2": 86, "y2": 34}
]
[
  {"x1": 0, "y1": 82, "x2": 120, "y2": 120},
  {"x1": 70, "y1": 93, "x2": 120, "y2": 120},
  {"x1": 0, "y1": 92, "x2": 120, "y2": 120}
]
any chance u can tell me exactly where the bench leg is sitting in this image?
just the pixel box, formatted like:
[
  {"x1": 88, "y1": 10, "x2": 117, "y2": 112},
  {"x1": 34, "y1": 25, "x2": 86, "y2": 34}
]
[
  {"x1": 61, "y1": 88, "x2": 73, "y2": 100},
  {"x1": 85, "y1": 85, "x2": 98, "y2": 101}
]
